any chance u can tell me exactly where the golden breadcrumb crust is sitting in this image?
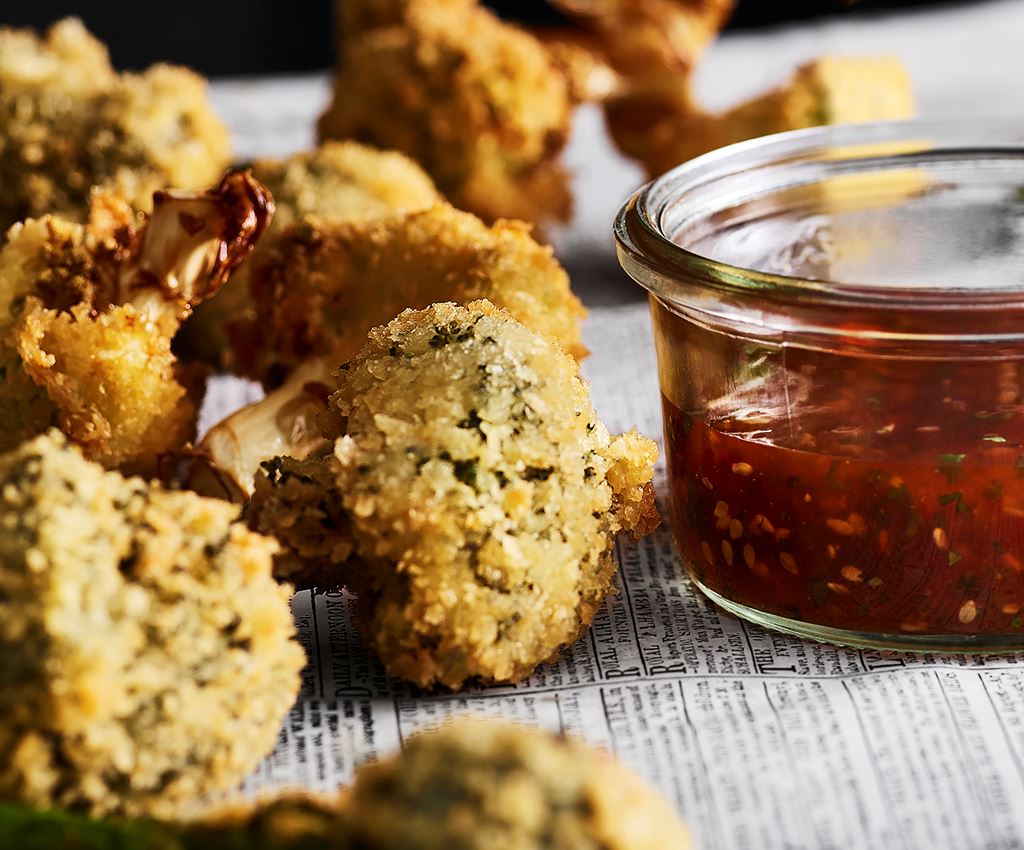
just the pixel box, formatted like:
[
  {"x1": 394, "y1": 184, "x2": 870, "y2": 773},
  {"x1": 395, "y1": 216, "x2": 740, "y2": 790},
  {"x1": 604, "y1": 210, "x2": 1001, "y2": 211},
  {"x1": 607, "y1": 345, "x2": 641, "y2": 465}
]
[
  {"x1": 0, "y1": 432, "x2": 306, "y2": 819},
  {"x1": 0, "y1": 18, "x2": 230, "y2": 230},
  {"x1": 230, "y1": 204, "x2": 586, "y2": 387},
  {"x1": 249, "y1": 302, "x2": 656, "y2": 688},
  {"x1": 17, "y1": 300, "x2": 194, "y2": 470},
  {"x1": 318, "y1": 0, "x2": 573, "y2": 226},
  {"x1": 0, "y1": 205, "x2": 196, "y2": 469},
  {"x1": 247, "y1": 455, "x2": 353, "y2": 587}
]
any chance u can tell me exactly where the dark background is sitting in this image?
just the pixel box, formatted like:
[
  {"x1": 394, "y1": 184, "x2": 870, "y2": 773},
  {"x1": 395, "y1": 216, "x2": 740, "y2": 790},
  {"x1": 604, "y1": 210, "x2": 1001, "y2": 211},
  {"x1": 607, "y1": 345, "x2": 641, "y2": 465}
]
[{"x1": 4, "y1": 1, "x2": 955, "y2": 76}]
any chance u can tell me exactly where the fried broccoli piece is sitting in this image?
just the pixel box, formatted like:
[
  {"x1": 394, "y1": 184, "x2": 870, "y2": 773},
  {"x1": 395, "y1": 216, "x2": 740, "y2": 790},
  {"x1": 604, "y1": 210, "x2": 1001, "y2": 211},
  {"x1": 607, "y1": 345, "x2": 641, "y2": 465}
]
[
  {"x1": 345, "y1": 720, "x2": 690, "y2": 850},
  {"x1": 318, "y1": 0, "x2": 574, "y2": 226},
  {"x1": 0, "y1": 170, "x2": 271, "y2": 473},
  {"x1": 230, "y1": 203, "x2": 586, "y2": 388},
  {"x1": 530, "y1": 27, "x2": 620, "y2": 104},
  {"x1": 607, "y1": 55, "x2": 916, "y2": 176},
  {"x1": 177, "y1": 141, "x2": 441, "y2": 369},
  {"x1": 0, "y1": 720, "x2": 690, "y2": 850},
  {"x1": 248, "y1": 301, "x2": 658, "y2": 688},
  {"x1": 0, "y1": 432, "x2": 306, "y2": 819},
  {"x1": 0, "y1": 18, "x2": 231, "y2": 231},
  {"x1": 195, "y1": 205, "x2": 587, "y2": 500}
]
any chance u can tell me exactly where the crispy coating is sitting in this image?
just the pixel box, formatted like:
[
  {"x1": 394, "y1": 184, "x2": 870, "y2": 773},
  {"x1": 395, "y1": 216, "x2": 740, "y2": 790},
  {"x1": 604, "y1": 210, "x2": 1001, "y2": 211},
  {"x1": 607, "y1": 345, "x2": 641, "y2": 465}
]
[
  {"x1": 345, "y1": 720, "x2": 691, "y2": 850},
  {"x1": 229, "y1": 204, "x2": 586, "y2": 388},
  {"x1": 16, "y1": 300, "x2": 194, "y2": 470},
  {"x1": 0, "y1": 432, "x2": 306, "y2": 819},
  {"x1": 249, "y1": 302, "x2": 657, "y2": 688},
  {"x1": 608, "y1": 55, "x2": 916, "y2": 176},
  {"x1": 179, "y1": 142, "x2": 441, "y2": 369},
  {"x1": 0, "y1": 18, "x2": 230, "y2": 230},
  {"x1": 318, "y1": 0, "x2": 574, "y2": 226},
  {"x1": 0, "y1": 172, "x2": 271, "y2": 473}
]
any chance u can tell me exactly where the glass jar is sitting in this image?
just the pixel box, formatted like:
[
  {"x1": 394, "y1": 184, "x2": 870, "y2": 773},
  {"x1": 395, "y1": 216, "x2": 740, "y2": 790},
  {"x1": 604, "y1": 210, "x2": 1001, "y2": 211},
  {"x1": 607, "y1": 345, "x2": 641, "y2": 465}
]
[{"x1": 615, "y1": 120, "x2": 1024, "y2": 652}]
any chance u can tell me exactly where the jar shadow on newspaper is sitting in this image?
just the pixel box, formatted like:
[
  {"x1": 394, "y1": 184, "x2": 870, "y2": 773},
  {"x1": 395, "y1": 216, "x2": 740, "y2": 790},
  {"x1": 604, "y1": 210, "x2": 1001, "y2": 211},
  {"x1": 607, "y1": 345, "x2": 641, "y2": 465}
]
[{"x1": 615, "y1": 119, "x2": 1024, "y2": 652}]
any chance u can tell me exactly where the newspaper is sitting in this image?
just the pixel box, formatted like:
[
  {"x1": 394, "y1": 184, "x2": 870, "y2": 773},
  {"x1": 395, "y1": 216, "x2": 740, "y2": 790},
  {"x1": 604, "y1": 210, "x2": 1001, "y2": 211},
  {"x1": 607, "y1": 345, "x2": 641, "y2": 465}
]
[
  {"x1": 200, "y1": 304, "x2": 1024, "y2": 850},
  {"x1": 203, "y1": 78, "x2": 1024, "y2": 850}
]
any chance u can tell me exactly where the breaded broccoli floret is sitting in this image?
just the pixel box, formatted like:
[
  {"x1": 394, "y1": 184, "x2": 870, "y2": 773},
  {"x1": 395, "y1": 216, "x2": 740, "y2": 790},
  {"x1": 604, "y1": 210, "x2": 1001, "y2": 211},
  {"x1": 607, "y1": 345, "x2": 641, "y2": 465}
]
[
  {"x1": 0, "y1": 432, "x2": 306, "y2": 819},
  {"x1": 345, "y1": 721, "x2": 690, "y2": 850},
  {"x1": 0, "y1": 720, "x2": 690, "y2": 850},
  {"x1": 0, "y1": 18, "x2": 231, "y2": 230},
  {"x1": 248, "y1": 302, "x2": 657, "y2": 688},
  {"x1": 608, "y1": 55, "x2": 915, "y2": 176},
  {"x1": 318, "y1": 0, "x2": 574, "y2": 226},
  {"x1": 231, "y1": 203, "x2": 586, "y2": 388},
  {"x1": 177, "y1": 141, "x2": 441, "y2": 369},
  {"x1": 0, "y1": 170, "x2": 271, "y2": 473},
  {"x1": 195, "y1": 205, "x2": 587, "y2": 500}
]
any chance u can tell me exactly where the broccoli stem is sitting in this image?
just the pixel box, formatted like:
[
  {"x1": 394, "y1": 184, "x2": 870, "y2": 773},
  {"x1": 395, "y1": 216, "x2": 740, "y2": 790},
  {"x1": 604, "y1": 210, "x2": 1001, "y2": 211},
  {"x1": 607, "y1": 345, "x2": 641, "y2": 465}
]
[{"x1": 118, "y1": 170, "x2": 274, "y2": 325}]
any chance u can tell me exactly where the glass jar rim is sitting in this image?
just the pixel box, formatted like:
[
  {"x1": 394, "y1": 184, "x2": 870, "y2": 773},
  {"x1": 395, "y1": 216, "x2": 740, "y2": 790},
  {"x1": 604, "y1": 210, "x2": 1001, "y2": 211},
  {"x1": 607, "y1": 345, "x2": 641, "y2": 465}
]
[{"x1": 614, "y1": 118, "x2": 1024, "y2": 313}]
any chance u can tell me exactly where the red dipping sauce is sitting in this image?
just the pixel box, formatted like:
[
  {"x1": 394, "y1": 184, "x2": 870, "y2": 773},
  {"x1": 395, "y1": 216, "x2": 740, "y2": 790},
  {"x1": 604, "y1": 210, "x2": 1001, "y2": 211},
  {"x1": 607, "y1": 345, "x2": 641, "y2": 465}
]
[{"x1": 617, "y1": 120, "x2": 1024, "y2": 651}]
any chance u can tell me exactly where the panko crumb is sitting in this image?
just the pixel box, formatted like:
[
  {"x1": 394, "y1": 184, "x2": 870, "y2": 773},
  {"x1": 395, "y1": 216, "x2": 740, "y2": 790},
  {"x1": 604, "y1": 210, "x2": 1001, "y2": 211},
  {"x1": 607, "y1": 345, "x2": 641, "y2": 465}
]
[
  {"x1": 0, "y1": 18, "x2": 230, "y2": 229},
  {"x1": 0, "y1": 431, "x2": 306, "y2": 819},
  {"x1": 250, "y1": 301, "x2": 657, "y2": 688},
  {"x1": 345, "y1": 720, "x2": 691, "y2": 850}
]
